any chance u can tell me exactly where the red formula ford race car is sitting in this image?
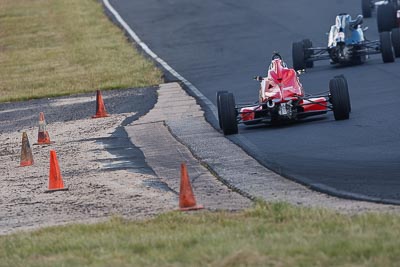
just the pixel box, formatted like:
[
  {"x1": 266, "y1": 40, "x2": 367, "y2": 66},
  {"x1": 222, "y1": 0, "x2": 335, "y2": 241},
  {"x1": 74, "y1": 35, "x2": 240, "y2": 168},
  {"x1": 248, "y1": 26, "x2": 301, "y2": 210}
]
[{"x1": 217, "y1": 53, "x2": 351, "y2": 135}]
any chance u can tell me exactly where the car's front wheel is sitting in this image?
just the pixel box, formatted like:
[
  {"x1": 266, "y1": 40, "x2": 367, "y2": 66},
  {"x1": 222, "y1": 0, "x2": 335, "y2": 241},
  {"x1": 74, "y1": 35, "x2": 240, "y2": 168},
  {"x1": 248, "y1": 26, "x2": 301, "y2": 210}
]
[
  {"x1": 218, "y1": 92, "x2": 238, "y2": 135},
  {"x1": 334, "y1": 75, "x2": 351, "y2": 113},
  {"x1": 330, "y1": 77, "x2": 350, "y2": 120},
  {"x1": 216, "y1": 91, "x2": 228, "y2": 129},
  {"x1": 380, "y1": 31, "x2": 395, "y2": 62},
  {"x1": 377, "y1": 4, "x2": 397, "y2": 32}
]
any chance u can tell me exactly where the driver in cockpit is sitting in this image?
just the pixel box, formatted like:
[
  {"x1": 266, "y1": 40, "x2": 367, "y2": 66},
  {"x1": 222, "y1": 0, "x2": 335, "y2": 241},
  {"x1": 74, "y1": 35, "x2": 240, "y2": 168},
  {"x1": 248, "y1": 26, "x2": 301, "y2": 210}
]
[
  {"x1": 335, "y1": 13, "x2": 363, "y2": 29},
  {"x1": 270, "y1": 52, "x2": 288, "y2": 68},
  {"x1": 328, "y1": 13, "x2": 363, "y2": 47},
  {"x1": 255, "y1": 52, "x2": 287, "y2": 81}
]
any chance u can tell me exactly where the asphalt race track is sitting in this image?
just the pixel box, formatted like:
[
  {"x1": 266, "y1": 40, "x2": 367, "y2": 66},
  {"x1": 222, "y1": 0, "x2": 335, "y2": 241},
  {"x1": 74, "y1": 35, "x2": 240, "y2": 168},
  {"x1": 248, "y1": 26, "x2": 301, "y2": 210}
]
[{"x1": 108, "y1": 0, "x2": 400, "y2": 204}]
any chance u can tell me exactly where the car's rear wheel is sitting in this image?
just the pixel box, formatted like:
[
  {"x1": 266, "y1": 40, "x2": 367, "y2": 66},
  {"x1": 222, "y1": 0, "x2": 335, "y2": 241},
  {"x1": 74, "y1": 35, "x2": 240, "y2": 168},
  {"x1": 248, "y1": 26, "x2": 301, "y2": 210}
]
[
  {"x1": 380, "y1": 31, "x2": 395, "y2": 62},
  {"x1": 362, "y1": 0, "x2": 372, "y2": 18},
  {"x1": 330, "y1": 77, "x2": 350, "y2": 120},
  {"x1": 377, "y1": 4, "x2": 397, "y2": 32},
  {"x1": 216, "y1": 91, "x2": 228, "y2": 129},
  {"x1": 334, "y1": 75, "x2": 351, "y2": 113},
  {"x1": 219, "y1": 92, "x2": 238, "y2": 135},
  {"x1": 302, "y1": 39, "x2": 314, "y2": 68},
  {"x1": 391, "y1": 28, "x2": 400, "y2": 57},
  {"x1": 292, "y1": 41, "x2": 306, "y2": 71}
]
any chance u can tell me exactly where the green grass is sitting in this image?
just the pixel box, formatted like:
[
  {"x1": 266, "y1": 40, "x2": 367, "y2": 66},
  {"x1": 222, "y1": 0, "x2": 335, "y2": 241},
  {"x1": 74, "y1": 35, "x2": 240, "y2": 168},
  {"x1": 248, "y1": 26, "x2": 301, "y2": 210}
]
[
  {"x1": 1, "y1": 201, "x2": 400, "y2": 267},
  {"x1": 0, "y1": 0, "x2": 163, "y2": 102}
]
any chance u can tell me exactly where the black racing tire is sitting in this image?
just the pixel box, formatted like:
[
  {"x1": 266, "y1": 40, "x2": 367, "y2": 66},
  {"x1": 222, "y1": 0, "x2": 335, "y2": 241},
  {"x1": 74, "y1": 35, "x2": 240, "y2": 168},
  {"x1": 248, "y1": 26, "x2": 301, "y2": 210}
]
[
  {"x1": 391, "y1": 28, "x2": 400, "y2": 57},
  {"x1": 334, "y1": 75, "x2": 351, "y2": 113},
  {"x1": 377, "y1": 4, "x2": 397, "y2": 32},
  {"x1": 329, "y1": 77, "x2": 350, "y2": 121},
  {"x1": 380, "y1": 31, "x2": 395, "y2": 62},
  {"x1": 362, "y1": 0, "x2": 372, "y2": 18},
  {"x1": 292, "y1": 41, "x2": 306, "y2": 71},
  {"x1": 302, "y1": 39, "x2": 314, "y2": 68},
  {"x1": 216, "y1": 91, "x2": 228, "y2": 129},
  {"x1": 219, "y1": 92, "x2": 238, "y2": 135}
]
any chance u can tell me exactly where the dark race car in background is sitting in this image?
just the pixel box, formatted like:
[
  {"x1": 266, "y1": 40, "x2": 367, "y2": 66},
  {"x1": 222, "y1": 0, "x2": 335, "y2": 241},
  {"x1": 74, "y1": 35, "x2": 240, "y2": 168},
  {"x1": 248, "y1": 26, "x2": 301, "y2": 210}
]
[
  {"x1": 375, "y1": 0, "x2": 400, "y2": 32},
  {"x1": 217, "y1": 54, "x2": 351, "y2": 135},
  {"x1": 292, "y1": 13, "x2": 400, "y2": 71},
  {"x1": 361, "y1": 0, "x2": 399, "y2": 18}
]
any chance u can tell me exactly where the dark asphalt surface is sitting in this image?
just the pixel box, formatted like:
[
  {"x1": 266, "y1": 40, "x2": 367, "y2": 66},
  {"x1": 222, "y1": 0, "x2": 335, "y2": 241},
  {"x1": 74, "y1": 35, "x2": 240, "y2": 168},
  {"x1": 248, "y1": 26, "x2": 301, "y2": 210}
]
[{"x1": 107, "y1": 0, "x2": 400, "y2": 204}]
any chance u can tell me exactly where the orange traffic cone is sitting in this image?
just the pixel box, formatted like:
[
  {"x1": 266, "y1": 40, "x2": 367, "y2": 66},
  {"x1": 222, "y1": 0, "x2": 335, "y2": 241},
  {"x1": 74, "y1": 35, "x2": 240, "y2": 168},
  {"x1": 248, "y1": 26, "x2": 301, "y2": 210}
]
[
  {"x1": 45, "y1": 150, "x2": 68, "y2": 193},
  {"x1": 20, "y1": 132, "x2": 34, "y2": 167},
  {"x1": 179, "y1": 162, "x2": 204, "y2": 211},
  {"x1": 92, "y1": 90, "x2": 109, "y2": 118},
  {"x1": 35, "y1": 112, "x2": 52, "y2": 145}
]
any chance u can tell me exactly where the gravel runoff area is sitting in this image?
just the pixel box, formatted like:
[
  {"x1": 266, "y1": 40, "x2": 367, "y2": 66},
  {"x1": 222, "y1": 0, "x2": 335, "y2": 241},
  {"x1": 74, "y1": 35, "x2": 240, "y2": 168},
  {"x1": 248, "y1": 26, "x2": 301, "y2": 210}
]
[
  {"x1": 1, "y1": 83, "x2": 400, "y2": 234},
  {"x1": 0, "y1": 86, "x2": 250, "y2": 235},
  {"x1": 0, "y1": 88, "x2": 171, "y2": 235}
]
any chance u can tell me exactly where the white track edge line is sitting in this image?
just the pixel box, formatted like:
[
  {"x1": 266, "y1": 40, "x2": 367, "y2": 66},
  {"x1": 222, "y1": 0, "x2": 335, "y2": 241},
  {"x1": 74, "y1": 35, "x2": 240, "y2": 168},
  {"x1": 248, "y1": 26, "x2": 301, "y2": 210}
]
[{"x1": 102, "y1": 0, "x2": 218, "y2": 119}]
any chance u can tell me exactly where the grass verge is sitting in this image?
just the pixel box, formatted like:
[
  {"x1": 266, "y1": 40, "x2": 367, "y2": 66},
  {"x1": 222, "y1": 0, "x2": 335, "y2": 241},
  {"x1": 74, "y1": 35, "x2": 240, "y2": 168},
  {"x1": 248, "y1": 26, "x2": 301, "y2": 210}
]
[
  {"x1": 0, "y1": 0, "x2": 163, "y2": 102},
  {"x1": 1, "y1": 201, "x2": 400, "y2": 267}
]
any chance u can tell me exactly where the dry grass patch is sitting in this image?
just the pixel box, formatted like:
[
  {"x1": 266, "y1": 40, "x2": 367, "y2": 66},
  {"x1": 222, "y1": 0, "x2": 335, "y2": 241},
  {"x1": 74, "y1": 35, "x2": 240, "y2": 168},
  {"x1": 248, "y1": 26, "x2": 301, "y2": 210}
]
[{"x1": 0, "y1": 0, "x2": 162, "y2": 102}]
